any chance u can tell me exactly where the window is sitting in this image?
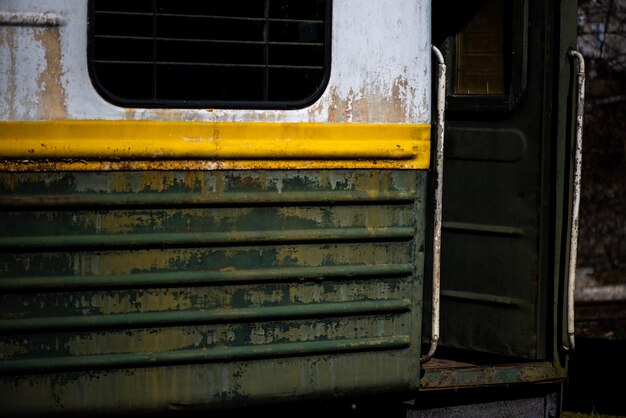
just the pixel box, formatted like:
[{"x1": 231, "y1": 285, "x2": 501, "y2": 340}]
[
  {"x1": 454, "y1": 0, "x2": 505, "y2": 95},
  {"x1": 88, "y1": 0, "x2": 331, "y2": 109},
  {"x1": 435, "y1": 0, "x2": 527, "y2": 112}
]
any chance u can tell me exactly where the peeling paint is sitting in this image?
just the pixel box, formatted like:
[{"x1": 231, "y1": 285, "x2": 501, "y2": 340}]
[
  {"x1": 326, "y1": 75, "x2": 415, "y2": 124},
  {"x1": 0, "y1": 20, "x2": 66, "y2": 119},
  {"x1": 33, "y1": 26, "x2": 66, "y2": 119},
  {"x1": 0, "y1": 0, "x2": 429, "y2": 411},
  {"x1": 67, "y1": 328, "x2": 205, "y2": 357},
  {"x1": 248, "y1": 317, "x2": 405, "y2": 345},
  {"x1": 0, "y1": 0, "x2": 430, "y2": 124}
]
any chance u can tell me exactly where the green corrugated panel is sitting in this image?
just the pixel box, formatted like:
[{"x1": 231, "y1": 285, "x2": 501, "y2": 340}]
[{"x1": 0, "y1": 170, "x2": 426, "y2": 415}]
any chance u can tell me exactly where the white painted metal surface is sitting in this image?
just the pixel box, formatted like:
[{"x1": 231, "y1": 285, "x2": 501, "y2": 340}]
[
  {"x1": 566, "y1": 49, "x2": 585, "y2": 352},
  {"x1": 0, "y1": 0, "x2": 431, "y2": 124}
]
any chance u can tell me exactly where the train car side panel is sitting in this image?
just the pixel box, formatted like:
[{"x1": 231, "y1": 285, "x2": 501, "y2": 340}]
[{"x1": 0, "y1": 169, "x2": 426, "y2": 414}]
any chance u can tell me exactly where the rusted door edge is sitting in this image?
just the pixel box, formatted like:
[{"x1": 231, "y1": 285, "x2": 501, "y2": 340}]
[{"x1": 419, "y1": 362, "x2": 566, "y2": 390}]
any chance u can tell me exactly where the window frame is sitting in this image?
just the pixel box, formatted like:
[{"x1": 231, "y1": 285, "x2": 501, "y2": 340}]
[
  {"x1": 442, "y1": 0, "x2": 528, "y2": 113},
  {"x1": 86, "y1": 0, "x2": 333, "y2": 110}
]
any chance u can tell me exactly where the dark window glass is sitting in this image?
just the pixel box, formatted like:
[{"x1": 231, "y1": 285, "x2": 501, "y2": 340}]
[
  {"x1": 88, "y1": 0, "x2": 331, "y2": 109},
  {"x1": 434, "y1": 0, "x2": 527, "y2": 112},
  {"x1": 454, "y1": 0, "x2": 505, "y2": 95}
]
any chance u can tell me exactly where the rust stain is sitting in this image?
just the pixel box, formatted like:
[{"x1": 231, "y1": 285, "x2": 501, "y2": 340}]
[
  {"x1": 2, "y1": 28, "x2": 17, "y2": 119},
  {"x1": 326, "y1": 76, "x2": 409, "y2": 124},
  {"x1": 76, "y1": 289, "x2": 202, "y2": 315},
  {"x1": 125, "y1": 108, "x2": 136, "y2": 120},
  {"x1": 95, "y1": 211, "x2": 165, "y2": 234},
  {"x1": 107, "y1": 171, "x2": 207, "y2": 193},
  {"x1": 33, "y1": 27, "x2": 67, "y2": 119},
  {"x1": 1, "y1": 172, "x2": 17, "y2": 192},
  {"x1": 69, "y1": 250, "x2": 190, "y2": 276},
  {"x1": 67, "y1": 327, "x2": 205, "y2": 356},
  {"x1": 390, "y1": 76, "x2": 410, "y2": 121},
  {"x1": 287, "y1": 281, "x2": 405, "y2": 305},
  {"x1": 326, "y1": 87, "x2": 344, "y2": 123},
  {"x1": 306, "y1": 94, "x2": 327, "y2": 121},
  {"x1": 126, "y1": 108, "x2": 213, "y2": 122},
  {"x1": 244, "y1": 289, "x2": 284, "y2": 306},
  {"x1": 274, "y1": 242, "x2": 409, "y2": 268},
  {"x1": 0, "y1": 159, "x2": 418, "y2": 171}
]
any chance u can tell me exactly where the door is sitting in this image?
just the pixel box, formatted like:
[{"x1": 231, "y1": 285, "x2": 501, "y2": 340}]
[{"x1": 431, "y1": 0, "x2": 577, "y2": 359}]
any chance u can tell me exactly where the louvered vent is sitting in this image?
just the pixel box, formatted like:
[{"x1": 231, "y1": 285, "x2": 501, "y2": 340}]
[{"x1": 88, "y1": 0, "x2": 330, "y2": 108}]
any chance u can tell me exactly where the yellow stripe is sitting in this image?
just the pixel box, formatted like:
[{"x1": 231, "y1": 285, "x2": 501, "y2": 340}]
[{"x1": 0, "y1": 121, "x2": 430, "y2": 170}]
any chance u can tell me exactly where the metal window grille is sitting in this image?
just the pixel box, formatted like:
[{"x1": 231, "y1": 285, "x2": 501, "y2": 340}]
[{"x1": 88, "y1": 0, "x2": 331, "y2": 109}]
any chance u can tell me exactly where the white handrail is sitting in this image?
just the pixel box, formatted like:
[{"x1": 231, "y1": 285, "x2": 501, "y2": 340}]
[
  {"x1": 565, "y1": 49, "x2": 585, "y2": 352},
  {"x1": 421, "y1": 45, "x2": 446, "y2": 363}
]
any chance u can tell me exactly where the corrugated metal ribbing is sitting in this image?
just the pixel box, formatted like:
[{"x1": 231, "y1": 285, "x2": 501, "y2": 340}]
[{"x1": 0, "y1": 170, "x2": 425, "y2": 413}]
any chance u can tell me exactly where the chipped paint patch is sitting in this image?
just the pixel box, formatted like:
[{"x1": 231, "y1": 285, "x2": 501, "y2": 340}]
[
  {"x1": 67, "y1": 328, "x2": 205, "y2": 356},
  {"x1": 0, "y1": 9, "x2": 67, "y2": 120},
  {"x1": 33, "y1": 26, "x2": 66, "y2": 119},
  {"x1": 0, "y1": 168, "x2": 426, "y2": 414}
]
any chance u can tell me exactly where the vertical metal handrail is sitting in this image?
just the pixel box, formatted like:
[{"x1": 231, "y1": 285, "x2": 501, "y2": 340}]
[
  {"x1": 421, "y1": 45, "x2": 446, "y2": 363},
  {"x1": 565, "y1": 49, "x2": 585, "y2": 352}
]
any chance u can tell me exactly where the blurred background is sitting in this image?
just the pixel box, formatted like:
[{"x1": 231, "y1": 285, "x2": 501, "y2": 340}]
[{"x1": 563, "y1": 0, "x2": 626, "y2": 415}]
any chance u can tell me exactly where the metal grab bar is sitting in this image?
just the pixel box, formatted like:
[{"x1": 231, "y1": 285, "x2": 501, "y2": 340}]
[
  {"x1": 421, "y1": 45, "x2": 446, "y2": 363},
  {"x1": 565, "y1": 49, "x2": 585, "y2": 352}
]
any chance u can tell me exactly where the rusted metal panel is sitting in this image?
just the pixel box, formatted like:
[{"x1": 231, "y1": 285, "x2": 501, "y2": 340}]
[
  {"x1": 0, "y1": 169, "x2": 426, "y2": 415},
  {"x1": 420, "y1": 362, "x2": 565, "y2": 390}
]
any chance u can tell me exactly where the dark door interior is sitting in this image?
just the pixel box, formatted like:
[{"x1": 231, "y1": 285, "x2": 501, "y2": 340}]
[{"x1": 430, "y1": 0, "x2": 564, "y2": 360}]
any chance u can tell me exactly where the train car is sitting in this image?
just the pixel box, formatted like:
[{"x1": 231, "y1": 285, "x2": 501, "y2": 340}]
[{"x1": 0, "y1": 0, "x2": 584, "y2": 416}]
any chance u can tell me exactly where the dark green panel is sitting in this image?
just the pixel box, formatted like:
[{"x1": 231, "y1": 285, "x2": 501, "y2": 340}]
[
  {"x1": 0, "y1": 170, "x2": 426, "y2": 415},
  {"x1": 432, "y1": 0, "x2": 556, "y2": 359}
]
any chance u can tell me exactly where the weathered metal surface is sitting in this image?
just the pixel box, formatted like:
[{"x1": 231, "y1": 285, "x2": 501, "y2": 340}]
[
  {"x1": 0, "y1": 10, "x2": 66, "y2": 120},
  {"x1": 421, "y1": 46, "x2": 446, "y2": 364},
  {"x1": 0, "y1": 12, "x2": 63, "y2": 27},
  {"x1": 429, "y1": 0, "x2": 561, "y2": 360},
  {"x1": 0, "y1": 300, "x2": 411, "y2": 334},
  {"x1": 0, "y1": 2, "x2": 431, "y2": 169},
  {"x1": 0, "y1": 264, "x2": 414, "y2": 291},
  {"x1": 0, "y1": 169, "x2": 426, "y2": 415},
  {"x1": 565, "y1": 50, "x2": 586, "y2": 351},
  {"x1": 1, "y1": 336, "x2": 412, "y2": 375},
  {"x1": 0, "y1": 227, "x2": 415, "y2": 250},
  {"x1": 419, "y1": 362, "x2": 565, "y2": 390},
  {"x1": 0, "y1": 0, "x2": 430, "y2": 124},
  {"x1": 0, "y1": 121, "x2": 431, "y2": 171}
]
